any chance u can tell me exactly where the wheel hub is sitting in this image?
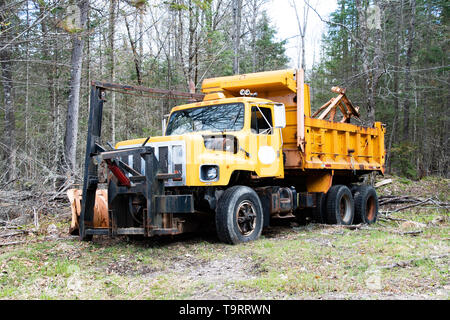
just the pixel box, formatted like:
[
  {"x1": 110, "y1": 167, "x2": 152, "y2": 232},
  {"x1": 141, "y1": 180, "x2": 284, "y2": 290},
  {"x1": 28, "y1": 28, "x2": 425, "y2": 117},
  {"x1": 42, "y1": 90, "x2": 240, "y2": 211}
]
[
  {"x1": 339, "y1": 194, "x2": 352, "y2": 221},
  {"x1": 236, "y1": 200, "x2": 257, "y2": 236}
]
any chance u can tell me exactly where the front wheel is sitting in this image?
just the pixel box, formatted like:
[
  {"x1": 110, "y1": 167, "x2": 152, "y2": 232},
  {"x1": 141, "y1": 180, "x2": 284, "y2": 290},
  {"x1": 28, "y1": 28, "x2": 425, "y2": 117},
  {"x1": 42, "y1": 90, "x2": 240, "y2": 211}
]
[{"x1": 215, "y1": 185, "x2": 264, "y2": 244}]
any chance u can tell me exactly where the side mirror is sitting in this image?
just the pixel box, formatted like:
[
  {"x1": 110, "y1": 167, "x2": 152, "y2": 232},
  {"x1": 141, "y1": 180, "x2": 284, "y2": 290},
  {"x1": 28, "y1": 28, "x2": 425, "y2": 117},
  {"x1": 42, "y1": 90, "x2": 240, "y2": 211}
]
[{"x1": 273, "y1": 103, "x2": 286, "y2": 128}]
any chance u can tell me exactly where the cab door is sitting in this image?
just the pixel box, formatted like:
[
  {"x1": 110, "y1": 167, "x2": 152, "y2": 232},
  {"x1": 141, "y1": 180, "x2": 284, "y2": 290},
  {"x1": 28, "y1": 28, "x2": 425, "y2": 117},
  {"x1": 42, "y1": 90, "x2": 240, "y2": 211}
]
[{"x1": 249, "y1": 104, "x2": 284, "y2": 178}]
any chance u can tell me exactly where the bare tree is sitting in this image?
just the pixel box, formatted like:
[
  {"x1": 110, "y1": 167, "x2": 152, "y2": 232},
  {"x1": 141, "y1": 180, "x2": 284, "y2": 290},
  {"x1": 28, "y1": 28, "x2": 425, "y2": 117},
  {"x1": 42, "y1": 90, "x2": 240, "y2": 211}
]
[
  {"x1": 63, "y1": 0, "x2": 89, "y2": 179},
  {"x1": 0, "y1": 0, "x2": 16, "y2": 181},
  {"x1": 124, "y1": 14, "x2": 143, "y2": 85},
  {"x1": 355, "y1": 0, "x2": 385, "y2": 125},
  {"x1": 246, "y1": 0, "x2": 267, "y2": 72},
  {"x1": 292, "y1": 0, "x2": 309, "y2": 71},
  {"x1": 109, "y1": 0, "x2": 117, "y2": 144},
  {"x1": 38, "y1": 1, "x2": 61, "y2": 175},
  {"x1": 386, "y1": 0, "x2": 404, "y2": 173},
  {"x1": 402, "y1": 0, "x2": 416, "y2": 141},
  {"x1": 232, "y1": 0, "x2": 242, "y2": 74}
]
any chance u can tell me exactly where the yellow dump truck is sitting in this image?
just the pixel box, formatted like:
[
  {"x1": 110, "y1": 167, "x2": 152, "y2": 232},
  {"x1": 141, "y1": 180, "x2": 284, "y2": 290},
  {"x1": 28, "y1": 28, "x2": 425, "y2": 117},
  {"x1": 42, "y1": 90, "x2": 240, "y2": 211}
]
[{"x1": 71, "y1": 69, "x2": 385, "y2": 244}]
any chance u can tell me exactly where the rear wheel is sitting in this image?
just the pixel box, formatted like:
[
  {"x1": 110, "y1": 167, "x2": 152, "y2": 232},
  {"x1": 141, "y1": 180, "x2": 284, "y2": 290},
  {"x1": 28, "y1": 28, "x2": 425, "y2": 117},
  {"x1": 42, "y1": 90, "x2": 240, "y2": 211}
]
[
  {"x1": 353, "y1": 185, "x2": 379, "y2": 224},
  {"x1": 215, "y1": 185, "x2": 264, "y2": 244},
  {"x1": 326, "y1": 185, "x2": 354, "y2": 225}
]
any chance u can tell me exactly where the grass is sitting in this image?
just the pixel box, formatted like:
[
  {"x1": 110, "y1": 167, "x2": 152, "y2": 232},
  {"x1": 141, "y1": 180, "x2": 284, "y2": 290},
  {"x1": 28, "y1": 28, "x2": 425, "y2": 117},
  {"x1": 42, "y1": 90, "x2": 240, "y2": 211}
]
[
  {"x1": 0, "y1": 176, "x2": 448, "y2": 300},
  {"x1": 0, "y1": 220, "x2": 448, "y2": 299}
]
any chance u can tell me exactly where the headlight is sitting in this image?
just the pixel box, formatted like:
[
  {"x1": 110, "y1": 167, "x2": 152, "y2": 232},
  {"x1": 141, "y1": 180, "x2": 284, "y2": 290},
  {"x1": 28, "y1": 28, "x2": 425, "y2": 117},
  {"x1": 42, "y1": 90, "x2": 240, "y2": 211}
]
[
  {"x1": 206, "y1": 167, "x2": 217, "y2": 180},
  {"x1": 200, "y1": 165, "x2": 219, "y2": 181}
]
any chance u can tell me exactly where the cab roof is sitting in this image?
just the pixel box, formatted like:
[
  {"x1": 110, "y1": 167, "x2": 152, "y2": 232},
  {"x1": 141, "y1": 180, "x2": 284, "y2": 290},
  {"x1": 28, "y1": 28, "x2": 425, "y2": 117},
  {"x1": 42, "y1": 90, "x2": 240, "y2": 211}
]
[{"x1": 170, "y1": 96, "x2": 274, "y2": 113}]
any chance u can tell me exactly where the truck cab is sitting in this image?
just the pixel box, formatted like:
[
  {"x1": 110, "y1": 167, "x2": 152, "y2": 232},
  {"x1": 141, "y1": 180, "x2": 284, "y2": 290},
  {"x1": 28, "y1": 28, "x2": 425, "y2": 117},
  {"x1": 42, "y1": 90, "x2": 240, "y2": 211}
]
[{"x1": 116, "y1": 97, "x2": 287, "y2": 187}]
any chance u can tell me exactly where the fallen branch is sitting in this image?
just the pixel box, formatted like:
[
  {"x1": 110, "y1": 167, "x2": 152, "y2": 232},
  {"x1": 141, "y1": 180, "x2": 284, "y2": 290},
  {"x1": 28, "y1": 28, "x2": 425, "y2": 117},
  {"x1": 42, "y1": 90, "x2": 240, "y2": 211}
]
[
  {"x1": 0, "y1": 240, "x2": 27, "y2": 247},
  {"x1": 370, "y1": 226, "x2": 425, "y2": 237},
  {"x1": 379, "y1": 254, "x2": 449, "y2": 270},
  {"x1": 379, "y1": 195, "x2": 449, "y2": 208},
  {"x1": 378, "y1": 216, "x2": 409, "y2": 222},
  {"x1": 429, "y1": 198, "x2": 450, "y2": 210},
  {"x1": 399, "y1": 230, "x2": 423, "y2": 236},
  {"x1": 0, "y1": 231, "x2": 25, "y2": 238},
  {"x1": 315, "y1": 223, "x2": 367, "y2": 230},
  {"x1": 0, "y1": 178, "x2": 18, "y2": 190},
  {"x1": 375, "y1": 179, "x2": 392, "y2": 188},
  {"x1": 390, "y1": 197, "x2": 433, "y2": 213},
  {"x1": 379, "y1": 195, "x2": 422, "y2": 205}
]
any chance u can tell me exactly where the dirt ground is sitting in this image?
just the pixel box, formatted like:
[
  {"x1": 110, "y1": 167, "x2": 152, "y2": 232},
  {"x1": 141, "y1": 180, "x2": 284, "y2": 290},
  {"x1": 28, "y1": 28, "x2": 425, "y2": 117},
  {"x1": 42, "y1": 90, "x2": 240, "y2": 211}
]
[{"x1": 0, "y1": 175, "x2": 448, "y2": 300}]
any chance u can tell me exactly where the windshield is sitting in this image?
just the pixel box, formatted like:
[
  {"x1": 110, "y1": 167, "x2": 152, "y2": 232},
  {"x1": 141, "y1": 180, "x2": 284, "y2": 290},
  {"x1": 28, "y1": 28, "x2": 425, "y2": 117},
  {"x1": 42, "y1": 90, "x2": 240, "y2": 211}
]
[{"x1": 165, "y1": 103, "x2": 245, "y2": 136}]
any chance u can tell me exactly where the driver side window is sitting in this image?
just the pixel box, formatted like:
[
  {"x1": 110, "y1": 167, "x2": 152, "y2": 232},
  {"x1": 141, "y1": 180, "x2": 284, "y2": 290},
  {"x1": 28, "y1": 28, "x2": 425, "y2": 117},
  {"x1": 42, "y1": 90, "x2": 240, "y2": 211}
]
[{"x1": 251, "y1": 106, "x2": 273, "y2": 134}]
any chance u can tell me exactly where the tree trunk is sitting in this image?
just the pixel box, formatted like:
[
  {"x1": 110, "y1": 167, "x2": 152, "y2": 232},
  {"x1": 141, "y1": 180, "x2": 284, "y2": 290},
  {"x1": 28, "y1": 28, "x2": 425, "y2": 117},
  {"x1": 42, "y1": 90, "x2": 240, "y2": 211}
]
[
  {"x1": 232, "y1": 0, "x2": 242, "y2": 74},
  {"x1": 139, "y1": 5, "x2": 144, "y2": 77},
  {"x1": 387, "y1": 0, "x2": 404, "y2": 173},
  {"x1": 292, "y1": 0, "x2": 308, "y2": 71},
  {"x1": 356, "y1": 0, "x2": 384, "y2": 125},
  {"x1": 188, "y1": 0, "x2": 195, "y2": 88},
  {"x1": 125, "y1": 15, "x2": 142, "y2": 85},
  {"x1": 109, "y1": 0, "x2": 117, "y2": 144},
  {"x1": 39, "y1": 3, "x2": 61, "y2": 175},
  {"x1": 402, "y1": 0, "x2": 416, "y2": 142},
  {"x1": 341, "y1": 1, "x2": 348, "y2": 84},
  {"x1": 0, "y1": 1, "x2": 16, "y2": 181},
  {"x1": 250, "y1": 0, "x2": 262, "y2": 73},
  {"x1": 63, "y1": 0, "x2": 89, "y2": 179}
]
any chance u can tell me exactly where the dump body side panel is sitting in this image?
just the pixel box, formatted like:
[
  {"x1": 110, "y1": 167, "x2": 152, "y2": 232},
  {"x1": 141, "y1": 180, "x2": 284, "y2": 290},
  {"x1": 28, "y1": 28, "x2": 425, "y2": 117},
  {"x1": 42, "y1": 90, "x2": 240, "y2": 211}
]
[
  {"x1": 304, "y1": 119, "x2": 385, "y2": 172},
  {"x1": 284, "y1": 118, "x2": 385, "y2": 173}
]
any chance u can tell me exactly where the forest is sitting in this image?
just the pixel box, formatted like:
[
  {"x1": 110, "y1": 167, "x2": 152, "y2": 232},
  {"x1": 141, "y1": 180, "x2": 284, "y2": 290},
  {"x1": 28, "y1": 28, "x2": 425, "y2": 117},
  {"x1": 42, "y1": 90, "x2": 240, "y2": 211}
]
[{"x1": 0, "y1": 0, "x2": 448, "y2": 192}]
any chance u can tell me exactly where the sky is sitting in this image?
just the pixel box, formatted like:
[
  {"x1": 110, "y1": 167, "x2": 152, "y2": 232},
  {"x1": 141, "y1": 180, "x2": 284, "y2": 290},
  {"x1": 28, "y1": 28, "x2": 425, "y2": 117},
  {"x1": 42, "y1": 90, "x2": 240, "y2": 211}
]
[{"x1": 263, "y1": 0, "x2": 338, "y2": 70}]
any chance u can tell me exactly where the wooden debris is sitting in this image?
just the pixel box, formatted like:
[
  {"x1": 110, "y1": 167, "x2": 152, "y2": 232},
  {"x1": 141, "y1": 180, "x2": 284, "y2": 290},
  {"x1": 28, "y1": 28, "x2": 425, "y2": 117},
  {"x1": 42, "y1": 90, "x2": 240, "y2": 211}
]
[
  {"x1": 378, "y1": 216, "x2": 409, "y2": 224},
  {"x1": 391, "y1": 197, "x2": 433, "y2": 213},
  {"x1": 375, "y1": 179, "x2": 392, "y2": 188},
  {"x1": 312, "y1": 86, "x2": 360, "y2": 123},
  {"x1": 379, "y1": 254, "x2": 449, "y2": 270},
  {"x1": 0, "y1": 241, "x2": 27, "y2": 247},
  {"x1": 315, "y1": 223, "x2": 367, "y2": 230},
  {"x1": 0, "y1": 231, "x2": 24, "y2": 238},
  {"x1": 379, "y1": 195, "x2": 449, "y2": 207},
  {"x1": 399, "y1": 230, "x2": 423, "y2": 236}
]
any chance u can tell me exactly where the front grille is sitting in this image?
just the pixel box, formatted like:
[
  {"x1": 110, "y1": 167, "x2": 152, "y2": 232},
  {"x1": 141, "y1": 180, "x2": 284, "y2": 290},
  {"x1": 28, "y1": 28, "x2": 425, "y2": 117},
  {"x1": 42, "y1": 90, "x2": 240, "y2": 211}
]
[
  {"x1": 159, "y1": 146, "x2": 169, "y2": 173},
  {"x1": 120, "y1": 141, "x2": 186, "y2": 186}
]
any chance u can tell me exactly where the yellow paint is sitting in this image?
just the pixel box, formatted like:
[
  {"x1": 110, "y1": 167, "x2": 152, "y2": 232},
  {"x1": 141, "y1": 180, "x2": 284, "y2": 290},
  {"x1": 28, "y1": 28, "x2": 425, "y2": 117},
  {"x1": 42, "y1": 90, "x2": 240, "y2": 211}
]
[
  {"x1": 115, "y1": 100, "x2": 284, "y2": 187},
  {"x1": 306, "y1": 172, "x2": 333, "y2": 193},
  {"x1": 302, "y1": 117, "x2": 385, "y2": 173},
  {"x1": 115, "y1": 69, "x2": 385, "y2": 190}
]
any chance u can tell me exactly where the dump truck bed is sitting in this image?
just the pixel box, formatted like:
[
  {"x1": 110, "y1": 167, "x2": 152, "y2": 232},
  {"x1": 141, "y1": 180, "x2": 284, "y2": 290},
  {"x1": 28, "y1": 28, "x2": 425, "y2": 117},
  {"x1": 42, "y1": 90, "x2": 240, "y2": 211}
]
[
  {"x1": 284, "y1": 117, "x2": 385, "y2": 172},
  {"x1": 201, "y1": 69, "x2": 385, "y2": 174}
]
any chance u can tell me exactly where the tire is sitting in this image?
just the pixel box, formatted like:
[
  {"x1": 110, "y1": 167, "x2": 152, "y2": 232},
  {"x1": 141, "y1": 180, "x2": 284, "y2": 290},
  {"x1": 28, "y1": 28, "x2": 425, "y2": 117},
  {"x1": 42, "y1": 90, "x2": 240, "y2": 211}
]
[
  {"x1": 353, "y1": 185, "x2": 379, "y2": 224},
  {"x1": 312, "y1": 192, "x2": 327, "y2": 223},
  {"x1": 350, "y1": 184, "x2": 359, "y2": 196},
  {"x1": 326, "y1": 185, "x2": 354, "y2": 225},
  {"x1": 215, "y1": 185, "x2": 264, "y2": 244}
]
